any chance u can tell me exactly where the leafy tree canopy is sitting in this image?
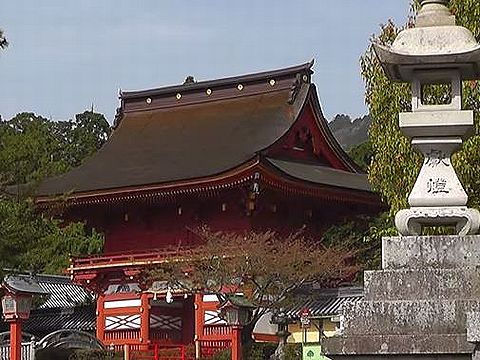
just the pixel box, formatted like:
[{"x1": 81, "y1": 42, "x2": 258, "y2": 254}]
[
  {"x1": 348, "y1": 140, "x2": 373, "y2": 172},
  {"x1": 0, "y1": 111, "x2": 110, "y2": 187},
  {"x1": 0, "y1": 110, "x2": 110, "y2": 274}
]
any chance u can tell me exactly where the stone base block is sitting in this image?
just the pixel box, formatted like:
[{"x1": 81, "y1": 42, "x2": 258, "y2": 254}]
[
  {"x1": 324, "y1": 334, "x2": 473, "y2": 357},
  {"x1": 324, "y1": 235, "x2": 480, "y2": 359},
  {"x1": 342, "y1": 300, "x2": 480, "y2": 336},
  {"x1": 364, "y1": 268, "x2": 480, "y2": 301},
  {"x1": 382, "y1": 235, "x2": 480, "y2": 270}
]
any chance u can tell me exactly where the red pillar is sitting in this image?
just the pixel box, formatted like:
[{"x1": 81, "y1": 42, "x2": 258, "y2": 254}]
[
  {"x1": 10, "y1": 320, "x2": 22, "y2": 360},
  {"x1": 140, "y1": 292, "x2": 150, "y2": 350},
  {"x1": 96, "y1": 293, "x2": 105, "y2": 343},
  {"x1": 231, "y1": 326, "x2": 242, "y2": 360},
  {"x1": 194, "y1": 294, "x2": 203, "y2": 358}
]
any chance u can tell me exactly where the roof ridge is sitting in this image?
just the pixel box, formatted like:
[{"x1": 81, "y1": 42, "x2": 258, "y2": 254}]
[{"x1": 121, "y1": 60, "x2": 314, "y2": 100}]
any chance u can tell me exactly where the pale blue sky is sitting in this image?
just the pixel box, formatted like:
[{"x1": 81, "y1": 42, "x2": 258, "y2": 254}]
[{"x1": 0, "y1": 1, "x2": 410, "y2": 123}]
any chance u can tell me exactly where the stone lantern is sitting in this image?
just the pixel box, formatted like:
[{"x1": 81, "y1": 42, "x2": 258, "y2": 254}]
[
  {"x1": 218, "y1": 295, "x2": 255, "y2": 360},
  {"x1": 322, "y1": 3, "x2": 480, "y2": 359},
  {"x1": 374, "y1": 0, "x2": 480, "y2": 236},
  {"x1": 2, "y1": 275, "x2": 47, "y2": 360}
]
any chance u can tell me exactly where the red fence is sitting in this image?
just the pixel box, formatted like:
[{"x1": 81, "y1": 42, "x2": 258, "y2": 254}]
[
  {"x1": 126, "y1": 341, "x2": 230, "y2": 360},
  {"x1": 199, "y1": 340, "x2": 231, "y2": 358},
  {"x1": 129, "y1": 344, "x2": 194, "y2": 360}
]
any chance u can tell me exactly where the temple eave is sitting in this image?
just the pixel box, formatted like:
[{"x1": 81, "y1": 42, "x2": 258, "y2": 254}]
[{"x1": 36, "y1": 159, "x2": 378, "y2": 208}]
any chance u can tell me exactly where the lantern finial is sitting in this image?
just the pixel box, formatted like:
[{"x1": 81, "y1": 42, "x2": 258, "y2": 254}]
[
  {"x1": 417, "y1": 0, "x2": 453, "y2": 27},
  {"x1": 420, "y1": 0, "x2": 449, "y2": 5}
]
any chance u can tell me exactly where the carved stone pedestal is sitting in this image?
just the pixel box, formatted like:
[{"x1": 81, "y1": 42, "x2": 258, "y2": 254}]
[
  {"x1": 394, "y1": 111, "x2": 480, "y2": 236},
  {"x1": 324, "y1": 235, "x2": 480, "y2": 360}
]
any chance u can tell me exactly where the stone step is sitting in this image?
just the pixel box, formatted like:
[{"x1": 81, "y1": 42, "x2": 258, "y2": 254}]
[
  {"x1": 364, "y1": 268, "x2": 480, "y2": 301},
  {"x1": 342, "y1": 299, "x2": 480, "y2": 336},
  {"x1": 382, "y1": 235, "x2": 480, "y2": 270}
]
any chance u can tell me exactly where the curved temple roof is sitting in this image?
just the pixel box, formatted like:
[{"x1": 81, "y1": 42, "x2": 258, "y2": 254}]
[{"x1": 36, "y1": 62, "x2": 373, "y2": 202}]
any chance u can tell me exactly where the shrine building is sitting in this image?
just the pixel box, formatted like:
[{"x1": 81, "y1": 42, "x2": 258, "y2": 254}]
[{"x1": 35, "y1": 62, "x2": 382, "y2": 355}]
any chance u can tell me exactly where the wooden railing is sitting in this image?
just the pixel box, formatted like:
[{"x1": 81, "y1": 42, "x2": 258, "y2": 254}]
[
  {"x1": 71, "y1": 246, "x2": 195, "y2": 270},
  {"x1": 150, "y1": 330, "x2": 182, "y2": 343},
  {"x1": 105, "y1": 329, "x2": 140, "y2": 342},
  {"x1": 199, "y1": 340, "x2": 231, "y2": 358},
  {"x1": 0, "y1": 341, "x2": 35, "y2": 360},
  {"x1": 203, "y1": 325, "x2": 231, "y2": 337}
]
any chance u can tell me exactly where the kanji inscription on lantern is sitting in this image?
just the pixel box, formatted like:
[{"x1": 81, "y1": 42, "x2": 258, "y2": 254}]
[
  {"x1": 427, "y1": 178, "x2": 449, "y2": 194},
  {"x1": 425, "y1": 149, "x2": 449, "y2": 167}
]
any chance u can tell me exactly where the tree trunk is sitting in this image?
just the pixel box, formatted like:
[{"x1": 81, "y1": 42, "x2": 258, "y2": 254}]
[{"x1": 241, "y1": 322, "x2": 255, "y2": 348}]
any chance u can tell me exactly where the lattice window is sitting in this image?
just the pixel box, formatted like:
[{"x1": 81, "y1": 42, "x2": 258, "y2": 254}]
[
  {"x1": 204, "y1": 310, "x2": 227, "y2": 325},
  {"x1": 150, "y1": 314, "x2": 182, "y2": 331},
  {"x1": 105, "y1": 314, "x2": 141, "y2": 330}
]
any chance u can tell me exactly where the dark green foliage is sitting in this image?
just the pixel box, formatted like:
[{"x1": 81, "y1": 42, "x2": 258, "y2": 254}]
[
  {"x1": 0, "y1": 198, "x2": 102, "y2": 274},
  {"x1": 36, "y1": 348, "x2": 118, "y2": 360},
  {"x1": 210, "y1": 343, "x2": 300, "y2": 360},
  {"x1": 322, "y1": 213, "x2": 397, "y2": 270},
  {"x1": 284, "y1": 343, "x2": 302, "y2": 360},
  {"x1": 68, "y1": 349, "x2": 119, "y2": 360},
  {"x1": 0, "y1": 110, "x2": 109, "y2": 275},
  {"x1": 59, "y1": 111, "x2": 111, "y2": 168},
  {"x1": 0, "y1": 111, "x2": 110, "y2": 187},
  {"x1": 348, "y1": 140, "x2": 373, "y2": 171}
]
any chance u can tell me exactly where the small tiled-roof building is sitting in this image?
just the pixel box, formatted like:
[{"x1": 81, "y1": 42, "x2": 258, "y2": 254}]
[
  {"x1": 286, "y1": 287, "x2": 364, "y2": 343},
  {"x1": 0, "y1": 275, "x2": 95, "y2": 338}
]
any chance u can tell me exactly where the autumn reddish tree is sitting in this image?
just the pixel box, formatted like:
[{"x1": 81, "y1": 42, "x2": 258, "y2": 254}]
[{"x1": 148, "y1": 229, "x2": 357, "y2": 346}]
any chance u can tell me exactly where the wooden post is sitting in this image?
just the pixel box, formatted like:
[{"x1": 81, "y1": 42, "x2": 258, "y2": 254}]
[
  {"x1": 10, "y1": 320, "x2": 22, "y2": 360},
  {"x1": 154, "y1": 343, "x2": 158, "y2": 360},
  {"x1": 194, "y1": 293, "x2": 203, "y2": 359},
  {"x1": 124, "y1": 344, "x2": 130, "y2": 360},
  {"x1": 96, "y1": 293, "x2": 105, "y2": 342},
  {"x1": 181, "y1": 345, "x2": 186, "y2": 360},
  {"x1": 231, "y1": 326, "x2": 242, "y2": 360},
  {"x1": 140, "y1": 292, "x2": 150, "y2": 350}
]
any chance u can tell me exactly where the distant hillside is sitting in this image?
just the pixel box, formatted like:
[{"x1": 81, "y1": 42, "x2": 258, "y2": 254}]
[{"x1": 328, "y1": 114, "x2": 371, "y2": 150}]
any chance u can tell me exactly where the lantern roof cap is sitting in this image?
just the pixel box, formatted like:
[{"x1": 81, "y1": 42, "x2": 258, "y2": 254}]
[
  {"x1": 219, "y1": 295, "x2": 256, "y2": 309},
  {"x1": 373, "y1": 0, "x2": 480, "y2": 82},
  {"x1": 3, "y1": 275, "x2": 49, "y2": 295}
]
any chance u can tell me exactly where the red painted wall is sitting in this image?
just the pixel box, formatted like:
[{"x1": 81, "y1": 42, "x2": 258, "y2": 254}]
[{"x1": 95, "y1": 188, "x2": 355, "y2": 254}]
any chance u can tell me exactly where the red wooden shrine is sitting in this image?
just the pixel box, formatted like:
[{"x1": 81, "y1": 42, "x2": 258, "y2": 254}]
[{"x1": 36, "y1": 62, "x2": 382, "y2": 355}]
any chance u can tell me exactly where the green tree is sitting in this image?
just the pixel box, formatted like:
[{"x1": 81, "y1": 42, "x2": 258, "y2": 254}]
[
  {"x1": 348, "y1": 140, "x2": 373, "y2": 171},
  {"x1": 57, "y1": 111, "x2": 111, "y2": 168},
  {"x1": 0, "y1": 111, "x2": 111, "y2": 188},
  {"x1": 0, "y1": 110, "x2": 110, "y2": 274},
  {"x1": 361, "y1": 0, "x2": 480, "y2": 218},
  {"x1": 0, "y1": 113, "x2": 70, "y2": 187},
  {"x1": 0, "y1": 198, "x2": 103, "y2": 274}
]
